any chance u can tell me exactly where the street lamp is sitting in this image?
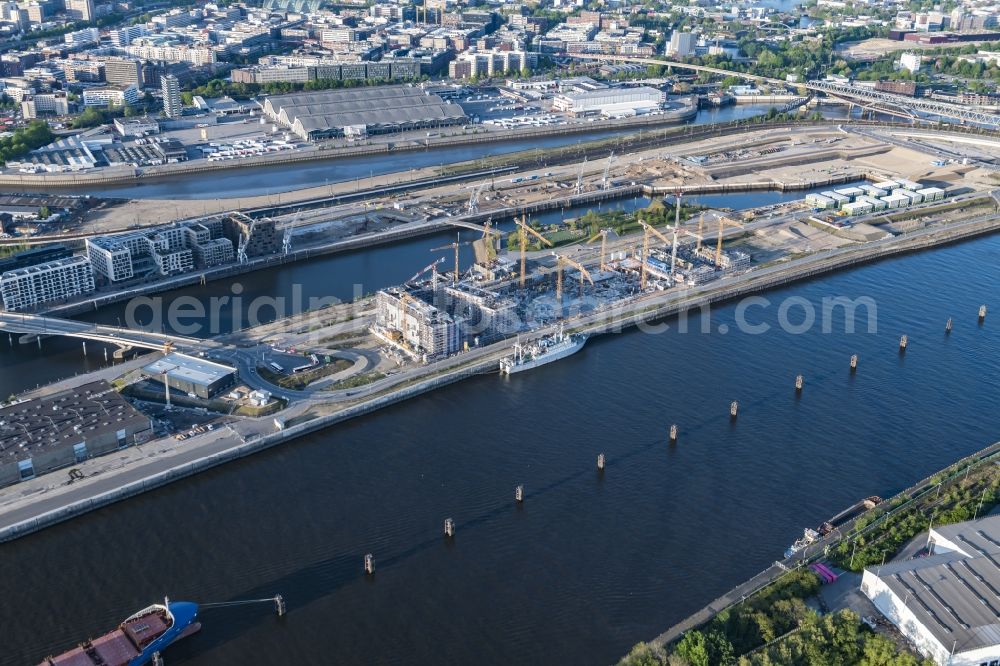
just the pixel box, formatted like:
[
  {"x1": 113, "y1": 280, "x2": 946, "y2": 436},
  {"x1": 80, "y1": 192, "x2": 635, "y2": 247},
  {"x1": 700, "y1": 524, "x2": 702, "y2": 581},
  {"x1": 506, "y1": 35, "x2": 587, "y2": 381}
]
[{"x1": 974, "y1": 487, "x2": 989, "y2": 520}]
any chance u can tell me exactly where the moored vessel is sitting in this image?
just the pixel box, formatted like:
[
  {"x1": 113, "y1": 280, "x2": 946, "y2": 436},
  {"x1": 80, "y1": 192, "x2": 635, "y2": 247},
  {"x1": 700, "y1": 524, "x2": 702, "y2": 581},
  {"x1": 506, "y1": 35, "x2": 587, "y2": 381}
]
[
  {"x1": 42, "y1": 599, "x2": 200, "y2": 666},
  {"x1": 500, "y1": 325, "x2": 587, "y2": 374},
  {"x1": 783, "y1": 496, "x2": 883, "y2": 559}
]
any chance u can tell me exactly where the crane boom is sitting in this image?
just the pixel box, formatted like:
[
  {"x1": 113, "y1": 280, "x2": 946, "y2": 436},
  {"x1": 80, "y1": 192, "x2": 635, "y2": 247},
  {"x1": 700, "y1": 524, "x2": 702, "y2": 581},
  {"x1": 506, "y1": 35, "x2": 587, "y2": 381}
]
[
  {"x1": 408, "y1": 257, "x2": 445, "y2": 284},
  {"x1": 587, "y1": 227, "x2": 612, "y2": 271},
  {"x1": 715, "y1": 216, "x2": 744, "y2": 267},
  {"x1": 553, "y1": 252, "x2": 595, "y2": 301},
  {"x1": 516, "y1": 215, "x2": 553, "y2": 288}
]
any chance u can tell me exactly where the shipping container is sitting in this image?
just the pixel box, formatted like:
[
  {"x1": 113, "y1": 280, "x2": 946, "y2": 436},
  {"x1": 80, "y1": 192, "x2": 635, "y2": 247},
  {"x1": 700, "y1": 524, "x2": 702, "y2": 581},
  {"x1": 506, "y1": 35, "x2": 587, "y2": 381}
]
[{"x1": 916, "y1": 186, "x2": 944, "y2": 201}]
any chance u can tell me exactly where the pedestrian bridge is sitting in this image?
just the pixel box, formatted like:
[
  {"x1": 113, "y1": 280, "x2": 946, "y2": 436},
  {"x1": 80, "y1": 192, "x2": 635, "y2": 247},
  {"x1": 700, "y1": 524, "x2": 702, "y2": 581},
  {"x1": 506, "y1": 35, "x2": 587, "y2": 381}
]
[{"x1": 0, "y1": 312, "x2": 212, "y2": 353}]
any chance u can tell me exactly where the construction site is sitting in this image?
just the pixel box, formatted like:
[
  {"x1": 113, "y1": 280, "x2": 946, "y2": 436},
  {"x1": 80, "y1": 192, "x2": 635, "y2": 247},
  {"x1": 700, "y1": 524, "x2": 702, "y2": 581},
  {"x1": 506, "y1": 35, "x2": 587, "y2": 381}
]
[{"x1": 370, "y1": 198, "x2": 761, "y2": 361}]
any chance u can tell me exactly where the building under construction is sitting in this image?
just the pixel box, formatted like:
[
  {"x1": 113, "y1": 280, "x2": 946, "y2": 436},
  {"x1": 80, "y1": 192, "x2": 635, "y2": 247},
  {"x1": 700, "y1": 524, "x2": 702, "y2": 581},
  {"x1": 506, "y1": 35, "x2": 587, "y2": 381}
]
[{"x1": 374, "y1": 279, "x2": 518, "y2": 359}]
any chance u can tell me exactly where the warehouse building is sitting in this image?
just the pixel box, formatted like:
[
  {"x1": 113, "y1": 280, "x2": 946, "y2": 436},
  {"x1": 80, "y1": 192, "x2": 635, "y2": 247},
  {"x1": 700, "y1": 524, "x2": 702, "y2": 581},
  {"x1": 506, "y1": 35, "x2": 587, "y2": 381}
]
[
  {"x1": 0, "y1": 255, "x2": 95, "y2": 311},
  {"x1": 0, "y1": 380, "x2": 153, "y2": 488},
  {"x1": 142, "y1": 353, "x2": 238, "y2": 399},
  {"x1": 262, "y1": 86, "x2": 467, "y2": 141},
  {"x1": 551, "y1": 86, "x2": 664, "y2": 117},
  {"x1": 861, "y1": 516, "x2": 1000, "y2": 666}
]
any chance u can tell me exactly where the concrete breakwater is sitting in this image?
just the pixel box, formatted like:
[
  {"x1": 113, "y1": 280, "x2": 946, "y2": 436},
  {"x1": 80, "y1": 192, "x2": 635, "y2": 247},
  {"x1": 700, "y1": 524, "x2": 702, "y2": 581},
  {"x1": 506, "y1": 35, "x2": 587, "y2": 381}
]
[{"x1": 2, "y1": 212, "x2": 998, "y2": 543}]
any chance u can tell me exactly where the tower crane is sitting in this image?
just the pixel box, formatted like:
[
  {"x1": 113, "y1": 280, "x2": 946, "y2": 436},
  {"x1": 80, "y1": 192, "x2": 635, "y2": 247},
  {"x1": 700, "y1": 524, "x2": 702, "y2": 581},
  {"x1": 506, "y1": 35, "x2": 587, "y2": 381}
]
[
  {"x1": 638, "y1": 218, "x2": 674, "y2": 291},
  {"x1": 552, "y1": 252, "x2": 595, "y2": 301},
  {"x1": 480, "y1": 216, "x2": 498, "y2": 266},
  {"x1": 714, "y1": 216, "x2": 745, "y2": 267},
  {"x1": 575, "y1": 156, "x2": 587, "y2": 195},
  {"x1": 586, "y1": 227, "x2": 614, "y2": 271},
  {"x1": 515, "y1": 215, "x2": 553, "y2": 288},
  {"x1": 408, "y1": 257, "x2": 446, "y2": 288},
  {"x1": 601, "y1": 151, "x2": 615, "y2": 191},
  {"x1": 430, "y1": 233, "x2": 470, "y2": 285}
]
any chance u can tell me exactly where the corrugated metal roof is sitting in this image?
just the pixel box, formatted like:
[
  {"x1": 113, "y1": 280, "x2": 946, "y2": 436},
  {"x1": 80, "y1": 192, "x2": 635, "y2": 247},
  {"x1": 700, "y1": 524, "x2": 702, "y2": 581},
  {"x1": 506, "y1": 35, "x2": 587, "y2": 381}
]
[
  {"x1": 263, "y1": 84, "x2": 466, "y2": 135},
  {"x1": 870, "y1": 515, "x2": 1000, "y2": 655}
]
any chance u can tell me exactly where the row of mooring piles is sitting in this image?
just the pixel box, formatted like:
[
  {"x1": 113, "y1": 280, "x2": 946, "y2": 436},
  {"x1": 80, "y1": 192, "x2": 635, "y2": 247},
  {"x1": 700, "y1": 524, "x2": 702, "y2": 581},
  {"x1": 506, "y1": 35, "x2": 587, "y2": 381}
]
[{"x1": 359, "y1": 307, "x2": 991, "y2": 577}]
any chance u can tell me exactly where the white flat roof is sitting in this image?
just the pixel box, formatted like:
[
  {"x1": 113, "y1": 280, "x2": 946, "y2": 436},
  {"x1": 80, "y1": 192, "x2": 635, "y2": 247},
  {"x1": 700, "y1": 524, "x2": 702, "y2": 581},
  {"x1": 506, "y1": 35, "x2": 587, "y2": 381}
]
[{"x1": 143, "y1": 353, "x2": 235, "y2": 387}]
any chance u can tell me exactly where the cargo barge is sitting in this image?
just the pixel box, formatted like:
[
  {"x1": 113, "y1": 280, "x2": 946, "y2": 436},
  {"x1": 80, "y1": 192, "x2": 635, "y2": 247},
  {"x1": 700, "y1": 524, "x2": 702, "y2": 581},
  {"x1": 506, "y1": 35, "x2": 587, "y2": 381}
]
[
  {"x1": 41, "y1": 599, "x2": 200, "y2": 666},
  {"x1": 784, "y1": 496, "x2": 883, "y2": 559}
]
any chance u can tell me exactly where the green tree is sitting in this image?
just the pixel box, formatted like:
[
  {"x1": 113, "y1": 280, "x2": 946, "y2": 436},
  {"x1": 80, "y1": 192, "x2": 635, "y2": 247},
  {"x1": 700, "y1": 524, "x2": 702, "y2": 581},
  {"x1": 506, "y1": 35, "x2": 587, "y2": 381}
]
[
  {"x1": 675, "y1": 631, "x2": 709, "y2": 666},
  {"x1": 71, "y1": 107, "x2": 107, "y2": 129},
  {"x1": 618, "y1": 642, "x2": 666, "y2": 666}
]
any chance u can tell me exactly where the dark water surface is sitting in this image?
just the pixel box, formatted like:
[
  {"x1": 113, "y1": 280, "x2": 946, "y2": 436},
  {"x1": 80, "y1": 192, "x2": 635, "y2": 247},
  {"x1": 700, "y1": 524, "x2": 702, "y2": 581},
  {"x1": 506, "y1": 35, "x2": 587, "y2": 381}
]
[{"x1": 1, "y1": 230, "x2": 998, "y2": 665}]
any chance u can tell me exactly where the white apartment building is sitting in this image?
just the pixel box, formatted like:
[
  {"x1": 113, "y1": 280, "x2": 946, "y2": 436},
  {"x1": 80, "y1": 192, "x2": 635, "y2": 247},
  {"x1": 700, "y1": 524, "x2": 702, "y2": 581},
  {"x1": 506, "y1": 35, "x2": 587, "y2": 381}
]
[
  {"x1": 64, "y1": 27, "x2": 100, "y2": 48},
  {"x1": 124, "y1": 44, "x2": 216, "y2": 66},
  {"x1": 21, "y1": 91, "x2": 69, "y2": 118},
  {"x1": 0, "y1": 256, "x2": 95, "y2": 312},
  {"x1": 82, "y1": 85, "x2": 140, "y2": 107},
  {"x1": 110, "y1": 25, "x2": 149, "y2": 47},
  {"x1": 900, "y1": 52, "x2": 922, "y2": 73},
  {"x1": 86, "y1": 236, "x2": 134, "y2": 282}
]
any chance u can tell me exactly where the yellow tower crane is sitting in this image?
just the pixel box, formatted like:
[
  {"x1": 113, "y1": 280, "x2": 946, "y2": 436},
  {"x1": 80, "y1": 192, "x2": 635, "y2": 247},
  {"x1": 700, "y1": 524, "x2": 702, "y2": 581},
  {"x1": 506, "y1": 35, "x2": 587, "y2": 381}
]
[
  {"x1": 516, "y1": 215, "x2": 553, "y2": 288},
  {"x1": 638, "y1": 218, "x2": 674, "y2": 291},
  {"x1": 430, "y1": 232, "x2": 470, "y2": 286},
  {"x1": 552, "y1": 252, "x2": 595, "y2": 301},
  {"x1": 481, "y1": 217, "x2": 498, "y2": 266},
  {"x1": 714, "y1": 216, "x2": 745, "y2": 268},
  {"x1": 586, "y1": 227, "x2": 613, "y2": 271}
]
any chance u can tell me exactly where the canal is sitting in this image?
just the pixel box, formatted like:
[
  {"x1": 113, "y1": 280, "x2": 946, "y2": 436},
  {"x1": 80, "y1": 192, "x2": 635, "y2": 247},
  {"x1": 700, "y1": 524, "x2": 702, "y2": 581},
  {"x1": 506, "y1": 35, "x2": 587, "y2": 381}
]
[
  {"x1": 0, "y1": 229, "x2": 998, "y2": 664},
  {"x1": 50, "y1": 103, "x2": 808, "y2": 201}
]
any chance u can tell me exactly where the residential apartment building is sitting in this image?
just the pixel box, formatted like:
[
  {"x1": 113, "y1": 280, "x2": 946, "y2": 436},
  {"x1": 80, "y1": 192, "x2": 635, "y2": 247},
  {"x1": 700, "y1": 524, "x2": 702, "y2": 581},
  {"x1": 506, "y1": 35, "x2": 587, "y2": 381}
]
[
  {"x1": 21, "y1": 91, "x2": 69, "y2": 118},
  {"x1": 668, "y1": 31, "x2": 696, "y2": 57},
  {"x1": 87, "y1": 220, "x2": 237, "y2": 282},
  {"x1": 82, "y1": 85, "x2": 140, "y2": 107},
  {"x1": 110, "y1": 25, "x2": 149, "y2": 47},
  {"x1": 0, "y1": 256, "x2": 95, "y2": 311},
  {"x1": 64, "y1": 27, "x2": 100, "y2": 49},
  {"x1": 104, "y1": 58, "x2": 143, "y2": 88},
  {"x1": 161, "y1": 73, "x2": 181, "y2": 118},
  {"x1": 123, "y1": 44, "x2": 216, "y2": 66},
  {"x1": 65, "y1": 0, "x2": 94, "y2": 22}
]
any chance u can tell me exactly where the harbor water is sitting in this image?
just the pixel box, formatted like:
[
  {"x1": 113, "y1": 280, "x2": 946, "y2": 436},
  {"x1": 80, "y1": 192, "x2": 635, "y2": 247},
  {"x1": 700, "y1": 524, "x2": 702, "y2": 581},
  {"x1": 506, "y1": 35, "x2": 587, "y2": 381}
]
[
  {"x1": 50, "y1": 103, "x2": 799, "y2": 200},
  {"x1": 0, "y1": 227, "x2": 998, "y2": 664}
]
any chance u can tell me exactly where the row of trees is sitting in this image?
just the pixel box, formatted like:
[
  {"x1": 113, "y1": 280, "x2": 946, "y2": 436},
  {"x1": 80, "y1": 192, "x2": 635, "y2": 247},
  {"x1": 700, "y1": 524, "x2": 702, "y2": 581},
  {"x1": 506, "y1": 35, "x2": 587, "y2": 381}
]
[
  {"x1": 829, "y1": 470, "x2": 999, "y2": 572},
  {"x1": 183, "y1": 75, "x2": 432, "y2": 102},
  {"x1": 502, "y1": 198, "x2": 712, "y2": 253},
  {"x1": 620, "y1": 571, "x2": 933, "y2": 666}
]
